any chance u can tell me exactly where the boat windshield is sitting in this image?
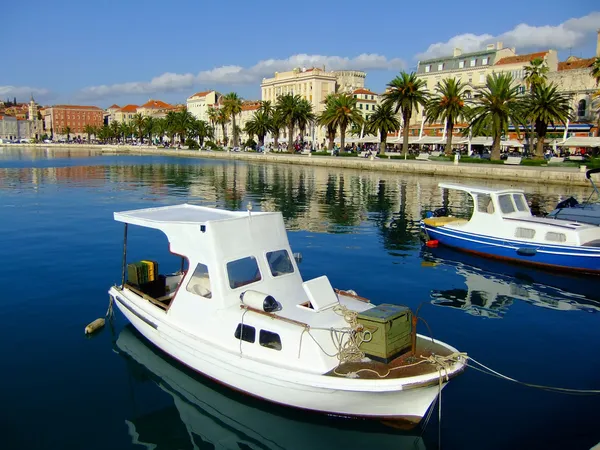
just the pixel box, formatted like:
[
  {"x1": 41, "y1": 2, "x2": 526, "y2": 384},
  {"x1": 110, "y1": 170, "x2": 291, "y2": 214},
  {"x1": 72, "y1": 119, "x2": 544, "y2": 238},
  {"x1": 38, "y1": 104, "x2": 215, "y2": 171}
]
[{"x1": 227, "y1": 256, "x2": 262, "y2": 289}]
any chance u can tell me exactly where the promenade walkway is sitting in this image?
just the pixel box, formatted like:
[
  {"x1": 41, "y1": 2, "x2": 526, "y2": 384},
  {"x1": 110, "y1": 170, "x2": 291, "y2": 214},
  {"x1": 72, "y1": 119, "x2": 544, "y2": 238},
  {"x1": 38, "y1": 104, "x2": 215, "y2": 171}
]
[{"x1": 5, "y1": 143, "x2": 593, "y2": 187}]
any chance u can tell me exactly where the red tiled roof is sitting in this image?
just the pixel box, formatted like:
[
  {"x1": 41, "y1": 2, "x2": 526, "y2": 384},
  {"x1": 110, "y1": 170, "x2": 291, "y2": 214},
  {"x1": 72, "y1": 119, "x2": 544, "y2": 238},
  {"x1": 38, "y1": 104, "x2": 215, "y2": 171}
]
[
  {"x1": 118, "y1": 104, "x2": 139, "y2": 113},
  {"x1": 495, "y1": 52, "x2": 548, "y2": 66},
  {"x1": 558, "y1": 57, "x2": 595, "y2": 71},
  {"x1": 353, "y1": 88, "x2": 377, "y2": 95},
  {"x1": 241, "y1": 102, "x2": 261, "y2": 111},
  {"x1": 107, "y1": 104, "x2": 120, "y2": 109},
  {"x1": 140, "y1": 99, "x2": 174, "y2": 109},
  {"x1": 189, "y1": 90, "x2": 212, "y2": 98},
  {"x1": 52, "y1": 105, "x2": 103, "y2": 110}
]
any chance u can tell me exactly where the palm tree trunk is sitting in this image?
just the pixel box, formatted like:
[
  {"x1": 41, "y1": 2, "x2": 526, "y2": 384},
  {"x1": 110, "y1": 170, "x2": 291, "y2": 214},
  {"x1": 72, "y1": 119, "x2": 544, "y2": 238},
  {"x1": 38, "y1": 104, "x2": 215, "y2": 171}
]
[
  {"x1": 402, "y1": 110, "x2": 410, "y2": 156},
  {"x1": 287, "y1": 124, "x2": 294, "y2": 152},
  {"x1": 274, "y1": 131, "x2": 279, "y2": 150},
  {"x1": 529, "y1": 121, "x2": 535, "y2": 155},
  {"x1": 535, "y1": 134, "x2": 545, "y2": 158},
  {"x1": 491, "y1": 134, "x2": 501, "y2": 160},
  {"x1": 380, "y1": 132, "x2": 386, "y2": 155},
  {"x1": 232, "y1": 115, "x2": 238, "y2": 147},
  {"x1": 340, "y1": 124, "x2": 346, "y2": 153},
  {"x1": 445, "y1": 121, "x2": 454, "y2": 157},
  {"x1": 221, "y1": 125, "x2": 226, "y2": 146},
  {"x1": 327, "y1": 128, "x2": 334, "y2": 150}
]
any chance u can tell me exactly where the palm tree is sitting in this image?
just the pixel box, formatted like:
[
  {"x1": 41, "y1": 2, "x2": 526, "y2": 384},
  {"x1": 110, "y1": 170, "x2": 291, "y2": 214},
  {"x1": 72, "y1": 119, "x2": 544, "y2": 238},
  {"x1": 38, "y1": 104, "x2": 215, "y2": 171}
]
[
  {"x1": 383, "y1": 71, "x2": 429, "y2": 156},
  {"x1": 62, "y1": 126, "x2": 72, "y2": 141},
  {"x1": 425, "y1": 78, "x2": 470, "y2": 156},
  {"x1": 83, "y1": 124, "x2": 96, "y2": 143},
  {"x1": 132, "y1": 113, "x2": 146, "y2": 143},
  {"x1": 223, "y1": 93, "x2": 243, "y2": 147},
  {"x1": 523, "y1": 58, "x2": 550, "y2": 152},
  {"x1": 258, "y1": 100, "x2": 273, "y2": 115},
  {"x1": 368, "y1": 102, "x2": 401, "y2": 155},
  {"x1": 245, "y1": 110, "x2": 272, "y2": 147},
  {"x1": 325, "y1": 94, "x2": 363, "y2": 152},
  {"x1": 318, "y1": 94, "x2": 339, "y2": 151},
  {"x1": 109, "y1": 121, "x2": 120, "y2": 143},
  {"x1": 153, "y1": 118, "x2": 167, "y2": 145},
  {"x1": 467, "y1": 73, "x2": 524, "y2": 161},
  {"x1": 270, "y1": 109, "x2": 284, "y2": 150},
  {"x1": 119, "y1": 121, "x2": 133, "y2": 143},
  {"x1": 188, "y1": 119, "x2": 213, "y2": 147},
  {"x1": 521, "y1": 82, "x2": 571, "y2": 158},
  {"x1": 143, "y1": 116, "x2": 155, "y2": 145},
  {"x1": 591, "y1": 57, "x2": 600, "y2": 86},
  {"x1": 215, "y1": 109, "x2": 230, "y2": 146},
  {"x1": 276, "y1": 94, "x2": 303, "y2": 152},
  {"x1": 295, "y1": 98, "x2": 315, "y2": 142}
]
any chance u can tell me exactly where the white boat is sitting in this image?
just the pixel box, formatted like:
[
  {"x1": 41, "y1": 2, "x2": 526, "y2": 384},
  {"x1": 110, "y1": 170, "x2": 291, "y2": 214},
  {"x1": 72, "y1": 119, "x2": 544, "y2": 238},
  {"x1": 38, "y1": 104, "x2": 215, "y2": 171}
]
[
  {"x1": 108, "y1": 203, "x2": 466, "y2": 428},
  {"x1": 421, "y1": 183, "x2": 600, "y2": 275}
]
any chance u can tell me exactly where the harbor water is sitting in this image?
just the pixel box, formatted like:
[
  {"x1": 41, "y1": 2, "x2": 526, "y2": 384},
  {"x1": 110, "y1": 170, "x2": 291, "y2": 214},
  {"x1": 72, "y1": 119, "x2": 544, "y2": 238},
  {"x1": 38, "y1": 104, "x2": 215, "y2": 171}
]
[{"x1": 1, "y1": 147, "x2": 599, "y2": 450}]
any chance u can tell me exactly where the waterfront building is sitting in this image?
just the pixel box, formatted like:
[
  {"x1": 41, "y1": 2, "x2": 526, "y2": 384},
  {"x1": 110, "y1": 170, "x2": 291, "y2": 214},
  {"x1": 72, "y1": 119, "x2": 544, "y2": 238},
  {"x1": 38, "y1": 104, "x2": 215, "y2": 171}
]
[
  {"x1": 105, "y1": 104, "x2": 121, "y2": 125},
  {"x1": 353, "y1": 88, "x2": 380, "y2": 120},
  {"x1": 238, "y1": 101, "x2": 261, "y2": 144},
  {"x1": 187, "y1": 91, "x2": 221, "y2": 122},
  {"x1": 43, "y1": 105, "x2": 104, "y2": 138},
  {"x1": 137, "y1": 99, "x2": 176, "y2": 118},
  {"x1": 113, "y1": 105, "x2": 139, "y2": 124}
]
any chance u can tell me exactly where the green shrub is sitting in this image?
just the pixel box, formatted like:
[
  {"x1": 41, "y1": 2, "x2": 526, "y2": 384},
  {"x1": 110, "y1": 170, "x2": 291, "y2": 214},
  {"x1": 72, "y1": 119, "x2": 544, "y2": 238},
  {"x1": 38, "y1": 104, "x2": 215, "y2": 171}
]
[
  {"x1": 245, "y1": 138, "x2": 257, "y2": 150},
  {"x1": 185, "y1": 138, "x2": 199, "y2": 150}
]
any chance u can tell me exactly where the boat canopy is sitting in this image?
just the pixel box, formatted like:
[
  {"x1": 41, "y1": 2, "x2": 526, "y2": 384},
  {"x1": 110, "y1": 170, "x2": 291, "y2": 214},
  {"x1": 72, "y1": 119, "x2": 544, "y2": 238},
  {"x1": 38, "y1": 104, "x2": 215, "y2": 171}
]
[{"x1": 438, "y1": 182, "x2": 524, "y2": 196}]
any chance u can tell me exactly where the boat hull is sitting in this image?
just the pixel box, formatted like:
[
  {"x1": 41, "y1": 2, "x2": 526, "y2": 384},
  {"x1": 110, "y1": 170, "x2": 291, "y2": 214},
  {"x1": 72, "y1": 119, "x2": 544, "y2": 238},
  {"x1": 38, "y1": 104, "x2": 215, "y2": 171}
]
[
  {"x1": 422, "y1": 224, "x2": 600, "y2": 275},
  {"x1": 111, "y1": 288, "x2": 458, "y2": 427}
]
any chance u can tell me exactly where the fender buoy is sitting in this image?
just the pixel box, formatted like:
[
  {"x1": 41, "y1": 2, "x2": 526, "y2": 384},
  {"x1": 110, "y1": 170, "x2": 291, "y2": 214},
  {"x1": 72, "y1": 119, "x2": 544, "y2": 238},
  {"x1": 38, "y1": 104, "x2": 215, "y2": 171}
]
[
  {"x1": 85, "y1": 318, "x2": 105, "y2": 335},
  {"x1": 426, "y1": 240, "x2": 439, "y2": 248}
]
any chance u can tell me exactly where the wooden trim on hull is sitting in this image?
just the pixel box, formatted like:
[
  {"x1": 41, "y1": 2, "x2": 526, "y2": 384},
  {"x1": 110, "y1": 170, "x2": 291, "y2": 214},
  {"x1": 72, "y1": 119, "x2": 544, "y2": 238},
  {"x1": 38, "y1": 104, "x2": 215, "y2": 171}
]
[{"x1": 440, "y1": 243, "x2": 600, "y2": 276}]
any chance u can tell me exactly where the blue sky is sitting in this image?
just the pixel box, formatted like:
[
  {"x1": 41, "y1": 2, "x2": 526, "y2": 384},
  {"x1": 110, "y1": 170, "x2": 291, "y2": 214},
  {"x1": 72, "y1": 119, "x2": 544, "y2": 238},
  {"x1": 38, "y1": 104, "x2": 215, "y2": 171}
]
[{"x1": 1, "y1": 0, "x2": 598, "y2": 107}]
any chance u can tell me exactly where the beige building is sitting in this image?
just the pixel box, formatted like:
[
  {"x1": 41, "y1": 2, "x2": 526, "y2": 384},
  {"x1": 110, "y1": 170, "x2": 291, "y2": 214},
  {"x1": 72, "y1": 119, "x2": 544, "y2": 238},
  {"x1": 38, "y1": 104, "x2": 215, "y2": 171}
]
[
  {"x1": 137, "y1": 99, "x2": 176, "y2": 118},
  {"x1": 113, "y1": 104, "x2": 139, "y2": 124},
  {"x1": 187, "y1": 90, "x2": 221, "y2": 122},
  {"x1": 353, "y1": 88, "x2": 380, "y2": 120}
]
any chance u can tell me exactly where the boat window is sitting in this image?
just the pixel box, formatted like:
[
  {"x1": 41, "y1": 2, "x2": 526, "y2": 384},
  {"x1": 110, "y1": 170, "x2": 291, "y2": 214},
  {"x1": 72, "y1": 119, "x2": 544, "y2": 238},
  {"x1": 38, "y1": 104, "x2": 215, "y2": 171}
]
[
  {"x1": 266, "y1": 250, "x2": 294, "y2": 277},
  {"x1": 259, "y1": 330, "x2": 282, "y2": 351},
  {"x1": 234, "y1": 324, "x2": 256, "y2": 343},
  {"x1": 186, "y1": 263, "x2": 212, "y2": 298},
  {"x1": 515, "y1": 227, "x2": 535, "y2": 239},
  {"x1": 546, "y1": 232, "x2": 566, "y2": 243},
  {"x1": 498, "y1": 194, "x2": 515, "y2": 214},
  {"x1": 512, "y1": 194, "x2": 528, "y2": 212},
  {"x1": 227, "y1": 256, "x2": 262, "y2": 289},
  {"x1": 476, "y1": 194, "x2": 495, "y2": 214}
]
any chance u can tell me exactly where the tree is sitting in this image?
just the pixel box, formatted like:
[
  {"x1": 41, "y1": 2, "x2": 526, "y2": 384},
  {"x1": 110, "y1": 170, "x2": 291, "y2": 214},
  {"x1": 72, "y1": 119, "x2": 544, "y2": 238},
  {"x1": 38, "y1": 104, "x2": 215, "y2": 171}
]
[
  {"x1": 318, "y1": 94, "x2": 339, "y2": 151},
  {"x1": 62, "y1": 126, "x2": 72, "y2": 141},
  {"x1": 143, "y1": 116, "x2": 155, "y2": 144},
  {"x1": 188, "y1": 119, "x2": 212, "y2": 147},
  {"x1": 120, "y1": 121, "x2": 133, "y2": 143},
  {"x1": 523, "y1": 58, "x2": 549, "y2": 152},
  {"x1": 207, "y1": 107, "x2": 219, "y2": 140},
  {"x1": 270, "y1": 109, "x2": 284, "y2": 150},
  {"x1": 383, "y1": 71, "x2": 429, "y2": 156},
  {"x1": 590, "y1": 57, "x2": 600, "y2": 86},
  {"x1": 223, "y1": 92, "x2": 243, "y2": 147},
  {"x1": 83, "y1": 124, "x2": 96, "y2": 143},
  {"x1": 171, "y1": 109, "x2": 195, "y2": 145},
  {"x1": 368, "y1": 102, "x2": 401, "y2": 156},
  {"x1": 245, "y1": 110, "x2": 272, "y2": 147},
  {"x1": 425, "y1": 78, "x2": 470, "y2": 156},
  {"x1": 521, "y1": 82, "x2": 571, "y2": 158},
  {"x1": 323, "y1": 94, "x2": 363, "y2": 152},
  {"x1": 276, "y1": 94, "x2": 303, "y2": 152},
  {"x1": 110, "y1": 121, "x2": 121, "y2": 143},
  {"x1": 132, "y1": 113, "x2": 146, "y2": 143},
  {"x1": 295, "y1": 98, "x2": 315, "y2": 142},
  {"x1": 153, "y1": 118, "x2": 167, "y2": 145},
  {"x1": 466, "y1": 73, "x2": 524, "y2": 161},
  {"x1": 215, "y1": 108, "x2": 230, "y2": 146},
  {"x1": 258, "y1": 100, "x2": 273, "y2": 115}
]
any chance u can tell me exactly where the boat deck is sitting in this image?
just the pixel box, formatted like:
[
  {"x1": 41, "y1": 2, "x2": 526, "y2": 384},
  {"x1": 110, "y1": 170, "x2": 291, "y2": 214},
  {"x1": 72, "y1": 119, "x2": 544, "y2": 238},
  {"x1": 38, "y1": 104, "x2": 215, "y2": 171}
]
[{"x1": 326, "y1": 337, "x2": 459, "y2": 380}]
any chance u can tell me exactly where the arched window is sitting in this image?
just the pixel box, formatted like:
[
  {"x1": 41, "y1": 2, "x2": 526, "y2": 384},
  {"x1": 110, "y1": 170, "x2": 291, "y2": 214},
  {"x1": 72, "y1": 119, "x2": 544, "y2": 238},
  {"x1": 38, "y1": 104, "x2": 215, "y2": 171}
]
[{"x1": 578, "y1": 99, "x2": 586, "y2": 117}]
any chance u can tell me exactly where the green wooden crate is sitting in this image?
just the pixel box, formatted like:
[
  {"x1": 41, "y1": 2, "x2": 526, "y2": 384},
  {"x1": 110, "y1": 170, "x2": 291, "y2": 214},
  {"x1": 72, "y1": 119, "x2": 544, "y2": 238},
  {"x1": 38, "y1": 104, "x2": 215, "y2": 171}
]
[
  {"x1": 127, "y1": 262, "x2": 149, "y2": 286},
  {"x1": 357, "y1": 304, "x2": 413, "y2": 363}
]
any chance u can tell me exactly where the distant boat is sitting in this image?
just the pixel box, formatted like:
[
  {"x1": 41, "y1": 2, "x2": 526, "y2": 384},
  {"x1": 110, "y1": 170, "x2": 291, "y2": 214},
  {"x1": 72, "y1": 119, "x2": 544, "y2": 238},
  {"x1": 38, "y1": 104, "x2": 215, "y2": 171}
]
[
  {"x1": 108, "y1": 203, "x2": 466, "y2": 428},
  {"x1": 116, "y1": 325, "x2": 427, "y2": 450},
  {"x1": 421, "y1": 183, "x2": 600, "y2": 275},
  {"x1": 547, "y1": 168, "x2": 600, "y2": 226}
]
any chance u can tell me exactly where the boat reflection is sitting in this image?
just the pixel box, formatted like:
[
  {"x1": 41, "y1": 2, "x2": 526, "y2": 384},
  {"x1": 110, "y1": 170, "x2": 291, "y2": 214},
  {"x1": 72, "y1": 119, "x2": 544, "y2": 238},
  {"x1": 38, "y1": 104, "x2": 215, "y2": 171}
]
[
  {"x1": 115, "y1": 325, "x2": 428, "y2": 450},
  {"x1": 421, "y1": 246, "x2": 600, "y2": 318}
]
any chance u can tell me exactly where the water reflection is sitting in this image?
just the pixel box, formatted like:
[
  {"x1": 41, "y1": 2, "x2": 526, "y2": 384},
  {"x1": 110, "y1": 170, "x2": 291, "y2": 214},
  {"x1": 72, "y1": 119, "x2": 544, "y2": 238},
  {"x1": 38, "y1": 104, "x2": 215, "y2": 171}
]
[
  {"x1": 116, "y1": 326, "x2": 427, "y2": 450},
  {"x1": 421, "y1": 246, "x2": 600, "y2": 318}
]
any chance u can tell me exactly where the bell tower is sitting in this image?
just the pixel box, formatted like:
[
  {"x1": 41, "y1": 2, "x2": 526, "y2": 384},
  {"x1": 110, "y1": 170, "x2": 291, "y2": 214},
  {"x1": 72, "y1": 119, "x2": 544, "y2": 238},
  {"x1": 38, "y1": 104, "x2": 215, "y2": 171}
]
[{"x1": 28, "y1": 95, "x2": 38, "y2": 121}]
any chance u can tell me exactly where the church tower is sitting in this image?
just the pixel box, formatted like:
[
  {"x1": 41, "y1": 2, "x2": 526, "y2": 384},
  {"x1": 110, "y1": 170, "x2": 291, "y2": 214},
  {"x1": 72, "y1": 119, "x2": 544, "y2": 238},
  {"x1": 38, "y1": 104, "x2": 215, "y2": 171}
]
[{"x1": 28, "y1": 95, "x2": 38, "y2": 121}]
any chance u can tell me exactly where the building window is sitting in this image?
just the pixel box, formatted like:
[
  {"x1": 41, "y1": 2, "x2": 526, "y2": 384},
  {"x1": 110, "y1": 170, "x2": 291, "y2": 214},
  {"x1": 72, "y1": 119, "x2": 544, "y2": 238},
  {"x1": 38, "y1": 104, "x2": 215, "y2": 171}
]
[
  {"x1": 470, "y1": 59, "x2": 476, "y2": 67},
  {"x1": 482, "y1": 57, "x2": 488, "y2": 65},
  {"x1": 359, "y1": 104, "x2": 363, "y2": 109},
  {"x1": 459, "y1": 61, "x2": 465, "y2": 69},
  {"x1": 259, "y1": 330, "x2": 282, "y2": 350},
  {"x1": 353, "y1": 94, "x2": 357, "y2": 98},
  {"x1": 438, "y1": 63, "x2": 444, "y2": 71},
  {"x1": 578, "y1": 99, "x2": 586, "y2": 117},
  {"x1": 365, "y1": 104, "x2": 369, "y2": 110},
  {"x1": 371, "y1": 95, "x2": 374, "y2": 100},
  {"x1": 425, "y1": 65, "x2": 431, "y2": 73},
  {"x1": 234, "y1": 324, "x2": 256, "y2": 343},
  {"x1": 479, "y1": 73, "x2": 485, "y2": 83}
]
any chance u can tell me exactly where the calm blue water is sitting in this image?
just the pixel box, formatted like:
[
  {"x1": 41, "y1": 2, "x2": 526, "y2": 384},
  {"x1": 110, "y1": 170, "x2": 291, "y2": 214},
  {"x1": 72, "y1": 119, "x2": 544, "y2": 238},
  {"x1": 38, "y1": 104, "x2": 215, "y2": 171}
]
[{"x1": 1, "y1": 147, "x2": 599, "y2": 450}]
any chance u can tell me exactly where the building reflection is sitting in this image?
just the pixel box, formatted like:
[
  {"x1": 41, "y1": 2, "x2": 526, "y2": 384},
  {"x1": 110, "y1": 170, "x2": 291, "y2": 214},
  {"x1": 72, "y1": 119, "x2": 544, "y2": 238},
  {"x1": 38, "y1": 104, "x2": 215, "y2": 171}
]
[
  {"x1": 421, "y1": 246, "x2": 600, "y2": 318},
  {"x1": 116, "y1": 325, "x2": 427, "y2": 450}
]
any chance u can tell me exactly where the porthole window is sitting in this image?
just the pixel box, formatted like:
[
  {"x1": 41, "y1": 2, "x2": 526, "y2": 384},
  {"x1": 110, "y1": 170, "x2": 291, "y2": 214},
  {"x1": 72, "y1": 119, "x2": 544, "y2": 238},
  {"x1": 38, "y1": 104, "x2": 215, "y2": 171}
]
[
  {"x1": 259, "y1": 330, "x2": 282, "y2": 351},
  {"x1": 227, "y1": 256, "x2": 261, "y2": 289},
  {"x1": 234, "y1": 324, "x2": 256, "y2": 343},
  {"x1": 515, "y1": 227, "x2": 535, "y2": 239},
  {"x1": 546, "y1": 232, "x2": 566, "y2": 243},
  {"x1": 266, "y1": 250, "x2": 294, "y2": 277}
]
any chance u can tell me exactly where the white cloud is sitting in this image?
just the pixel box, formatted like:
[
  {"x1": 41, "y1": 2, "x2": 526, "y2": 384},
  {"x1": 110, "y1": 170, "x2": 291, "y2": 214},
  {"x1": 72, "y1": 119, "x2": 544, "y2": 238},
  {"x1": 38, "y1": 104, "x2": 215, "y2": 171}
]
[
  {"x1": 79, "y1": 53, "x2": 406, "y2": 99},
  {"x1": 0, "y1": 85, "x2": 50, "y2": 100},
  {"x1": 416, "y1": 11, "x2": 600, "y2": 60}
]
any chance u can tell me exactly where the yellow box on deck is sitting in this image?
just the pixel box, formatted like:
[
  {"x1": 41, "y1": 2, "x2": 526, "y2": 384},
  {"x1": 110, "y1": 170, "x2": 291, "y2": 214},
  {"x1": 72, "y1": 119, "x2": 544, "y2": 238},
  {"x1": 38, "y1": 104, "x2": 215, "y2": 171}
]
[{"x1": 357, "y1": 304, "x2": 413, "y2": 363}]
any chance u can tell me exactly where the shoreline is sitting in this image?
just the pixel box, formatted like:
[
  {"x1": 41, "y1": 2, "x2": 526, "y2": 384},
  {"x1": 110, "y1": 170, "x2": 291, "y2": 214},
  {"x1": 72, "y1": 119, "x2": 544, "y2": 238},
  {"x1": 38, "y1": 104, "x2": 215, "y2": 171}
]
[{"x1": 3, "y1": 143, "x2": 593, "y2": 187}]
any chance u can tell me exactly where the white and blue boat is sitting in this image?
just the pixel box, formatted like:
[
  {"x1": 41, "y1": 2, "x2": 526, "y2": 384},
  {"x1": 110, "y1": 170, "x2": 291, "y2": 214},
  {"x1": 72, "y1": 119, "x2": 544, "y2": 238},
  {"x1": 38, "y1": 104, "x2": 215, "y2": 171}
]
[{"x1": 421, "y1": 183, "x2": 600, "y2": 275}]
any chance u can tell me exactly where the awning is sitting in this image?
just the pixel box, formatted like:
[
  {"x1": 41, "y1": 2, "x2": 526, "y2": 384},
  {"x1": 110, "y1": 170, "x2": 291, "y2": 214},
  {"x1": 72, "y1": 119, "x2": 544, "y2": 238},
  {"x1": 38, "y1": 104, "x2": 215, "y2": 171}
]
[
  {"x1": 469, "y1": 137, "x2": 493, "y2": 146},
  {"x1": 557, "y1": 137, "x2": 600, "y2": 148},
  {"x1": 501, "y1": 139, "x2": 524, "y2": 148}
]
